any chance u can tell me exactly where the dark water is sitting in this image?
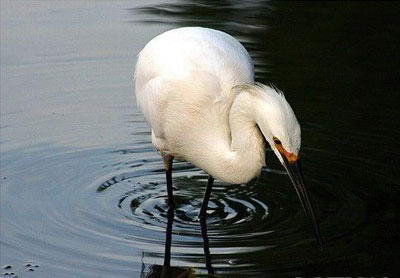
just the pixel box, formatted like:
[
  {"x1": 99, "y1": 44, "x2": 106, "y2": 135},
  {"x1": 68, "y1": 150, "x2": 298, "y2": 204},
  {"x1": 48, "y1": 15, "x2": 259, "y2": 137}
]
[{"x1": 1, "y1": 1, "x2": 399, "y2": 277}]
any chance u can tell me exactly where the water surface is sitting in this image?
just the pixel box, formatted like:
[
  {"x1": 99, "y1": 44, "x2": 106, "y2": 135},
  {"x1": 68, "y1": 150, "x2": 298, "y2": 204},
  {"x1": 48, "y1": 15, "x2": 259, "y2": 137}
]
[{"x1": 1, "y1": 1, "x2": 399, "y2": 277}]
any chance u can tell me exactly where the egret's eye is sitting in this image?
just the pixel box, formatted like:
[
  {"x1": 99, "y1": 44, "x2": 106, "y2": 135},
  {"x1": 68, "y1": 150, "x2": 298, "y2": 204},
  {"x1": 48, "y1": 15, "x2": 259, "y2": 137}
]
[{"x1": 273, "y1": 137, "x2": 281, "y2": 145}]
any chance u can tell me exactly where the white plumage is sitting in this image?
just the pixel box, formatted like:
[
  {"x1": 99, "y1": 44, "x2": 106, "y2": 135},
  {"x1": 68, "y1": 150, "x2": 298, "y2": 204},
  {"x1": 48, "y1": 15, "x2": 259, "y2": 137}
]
[{"x1": 135, "y1": 27, "x2": 299, "y2": 184}]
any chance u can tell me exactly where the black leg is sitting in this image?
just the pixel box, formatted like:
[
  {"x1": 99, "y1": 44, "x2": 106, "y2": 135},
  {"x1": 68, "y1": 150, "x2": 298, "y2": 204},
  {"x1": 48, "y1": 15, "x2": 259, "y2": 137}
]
[
  {"x1": 200, "y1": 215, "x2": 214, "y2": 274},
  {"x1": 162, "y1": 153, "x2": 174, "y2": 208},
  {"x1": 163, "y1": 206, "x2": 174, "y2": 268},
  {"x1": 199, "y1": 175, "x2": 214, "y2": 219}
]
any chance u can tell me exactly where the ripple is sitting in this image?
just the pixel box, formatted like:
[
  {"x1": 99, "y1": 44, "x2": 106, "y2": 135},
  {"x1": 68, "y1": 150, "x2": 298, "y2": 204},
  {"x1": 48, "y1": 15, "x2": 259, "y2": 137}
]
[
  {"x1": 93, "y1": 156, "x2": 367, "y2": 260},
  {"x1": 1, "y1": 142, "x2": 396, "y2": 277},
  {"x1": 117, "y1": 182, "x2": 271, "y2": 238}
]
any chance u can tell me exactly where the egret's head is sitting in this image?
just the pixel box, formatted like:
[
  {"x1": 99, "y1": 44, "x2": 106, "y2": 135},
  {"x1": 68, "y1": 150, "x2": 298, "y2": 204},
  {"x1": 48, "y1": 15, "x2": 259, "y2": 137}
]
[
  {"x1": 254, "y1": 84, "x2": 301, "y2": 164},
  {"x1": 238, "y1": 83, "x2": 323, "y2": 248},
  {"x1": 236, "y1": 83, "x2": 300, "y2": 163}
]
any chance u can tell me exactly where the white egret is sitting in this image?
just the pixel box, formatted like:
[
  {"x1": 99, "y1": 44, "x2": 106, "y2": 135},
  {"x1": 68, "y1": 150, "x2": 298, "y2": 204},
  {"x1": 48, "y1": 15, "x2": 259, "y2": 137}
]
[{"x1": 134, "y1": 27, "x2": 322, "y2": 246}]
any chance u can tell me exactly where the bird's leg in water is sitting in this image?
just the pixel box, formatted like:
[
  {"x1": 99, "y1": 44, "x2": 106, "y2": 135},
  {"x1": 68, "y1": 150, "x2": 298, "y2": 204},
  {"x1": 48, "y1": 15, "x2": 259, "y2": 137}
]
[
  {"x1": 199, "y1": 175, "x2": 214, "y2": 218},
  {"x1": 162, "y1": 153, "x2": 174, "y2": 208},
  {"x1": 200, "y1": 214, "x2": 214, "y2": 274}
]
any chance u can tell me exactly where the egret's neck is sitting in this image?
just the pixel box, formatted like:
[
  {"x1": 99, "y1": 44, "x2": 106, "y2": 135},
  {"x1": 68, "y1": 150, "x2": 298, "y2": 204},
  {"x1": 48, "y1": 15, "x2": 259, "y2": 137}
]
[
  {"x1": 176, "y1": 90, "x2": 266, "y2": 184},
  {"x1": 225, "y1": 92, "x2": 266, "y2": 183}
]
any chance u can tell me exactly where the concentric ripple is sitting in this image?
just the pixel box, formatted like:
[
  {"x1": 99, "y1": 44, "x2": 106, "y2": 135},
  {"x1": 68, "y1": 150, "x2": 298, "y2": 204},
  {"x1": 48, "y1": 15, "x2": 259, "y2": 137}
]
[
  {"x1": 117, "y1": 179, "x2": 271, "y2": 237},
  {"x1": 93, "y1": 150, "x2": 369, "y2": 266},
  {"x1": 1, "y1": 143, "x2": 395, "y2": 277}
]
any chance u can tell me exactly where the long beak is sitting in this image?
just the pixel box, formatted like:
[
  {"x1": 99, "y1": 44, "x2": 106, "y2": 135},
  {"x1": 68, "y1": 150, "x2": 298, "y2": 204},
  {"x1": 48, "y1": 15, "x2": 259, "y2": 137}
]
[{"x1": 281, "y1": 156, "x2": 324, "y2": 249}]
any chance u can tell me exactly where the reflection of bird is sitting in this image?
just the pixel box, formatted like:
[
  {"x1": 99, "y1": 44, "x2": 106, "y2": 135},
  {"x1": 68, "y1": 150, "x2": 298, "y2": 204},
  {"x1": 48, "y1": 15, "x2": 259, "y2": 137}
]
[
  {"x1": 135, "y1": 27, "x2": 322, "y2": 246},
  {"x1": 141, "y1": 207, "x2": 213, "y2": 277}
]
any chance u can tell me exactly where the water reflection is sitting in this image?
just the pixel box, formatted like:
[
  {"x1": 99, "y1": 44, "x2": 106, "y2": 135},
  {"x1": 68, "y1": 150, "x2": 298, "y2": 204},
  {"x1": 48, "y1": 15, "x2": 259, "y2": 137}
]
[
  {"x1": 200, "y1": 217, "x2": 214, "y2": 275},
  {"x1": 141, "y1": 207, "x2": 192, "y2": 278},
  {"x1": 161, "y1": 207, "x2": 214, "y2": 275},
  {"x1": 163, "y1": 206, "x2": 174, "y2": 269},
  {"x1": 141, "y1": 206, "x2": 214, "y2": 277}
]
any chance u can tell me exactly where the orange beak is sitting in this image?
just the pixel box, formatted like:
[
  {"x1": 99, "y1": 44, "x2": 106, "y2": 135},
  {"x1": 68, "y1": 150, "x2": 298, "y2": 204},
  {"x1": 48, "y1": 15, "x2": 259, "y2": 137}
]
[{"x1": 275, "y1": 143, "x2": 298, "y2": 163}]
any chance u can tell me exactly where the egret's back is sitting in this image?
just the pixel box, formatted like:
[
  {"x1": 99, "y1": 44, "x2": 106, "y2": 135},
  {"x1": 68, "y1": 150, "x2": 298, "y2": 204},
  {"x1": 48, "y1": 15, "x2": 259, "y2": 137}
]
[{"x1": 134, "y1": 27, "x2": 255, "y2": 165}]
